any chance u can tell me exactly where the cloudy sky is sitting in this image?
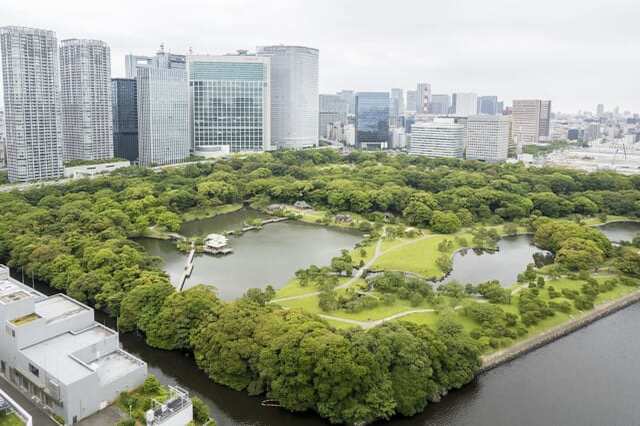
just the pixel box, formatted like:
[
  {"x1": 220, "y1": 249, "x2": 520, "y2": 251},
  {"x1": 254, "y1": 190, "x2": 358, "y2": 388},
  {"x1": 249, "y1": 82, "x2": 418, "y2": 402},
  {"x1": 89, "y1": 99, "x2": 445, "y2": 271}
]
[{"x1": 2, "y1": 0, "x2": 639, "y2": 113}]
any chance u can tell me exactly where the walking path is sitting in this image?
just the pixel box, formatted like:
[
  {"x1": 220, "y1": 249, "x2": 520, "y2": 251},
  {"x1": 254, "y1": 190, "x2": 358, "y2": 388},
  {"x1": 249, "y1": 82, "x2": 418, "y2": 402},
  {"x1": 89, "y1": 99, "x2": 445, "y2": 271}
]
[
  {"x1": 0, "y1": 377, "x2": 55, "y2": 426},
  {"x1": 271, "y1": 230, "x2": 437, "y2": 304}
]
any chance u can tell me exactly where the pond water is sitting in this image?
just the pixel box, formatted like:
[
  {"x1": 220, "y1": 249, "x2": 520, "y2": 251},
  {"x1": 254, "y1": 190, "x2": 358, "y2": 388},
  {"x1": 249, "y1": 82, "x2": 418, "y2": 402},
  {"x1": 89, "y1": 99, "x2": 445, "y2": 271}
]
[
  {"x1": 179, "y1": 207, "x2": 269, "y2": 238},
  {"x1": 596, "y1": 221, "x2": 640, "y2": 243},
  {"x1": 138, "y1": 209, "x2": 362, "y2": 300},
  {"x1": 441, "y1": 235, "x2": 551, "y2": 287}
]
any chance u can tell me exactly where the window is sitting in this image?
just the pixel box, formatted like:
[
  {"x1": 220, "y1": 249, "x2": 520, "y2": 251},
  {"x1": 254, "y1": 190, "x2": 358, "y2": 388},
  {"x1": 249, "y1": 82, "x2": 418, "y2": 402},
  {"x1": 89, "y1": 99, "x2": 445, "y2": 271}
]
[{"x1": 29, "y1": 363, "x2": 39, "y2": 377}]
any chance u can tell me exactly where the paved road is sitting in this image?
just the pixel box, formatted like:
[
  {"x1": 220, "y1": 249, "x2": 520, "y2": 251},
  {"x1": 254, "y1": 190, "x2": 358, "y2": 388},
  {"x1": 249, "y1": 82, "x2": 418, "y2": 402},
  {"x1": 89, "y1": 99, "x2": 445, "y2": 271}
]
[{"x1": 0, "y1": 377, "x2": 56, "y2": 426}]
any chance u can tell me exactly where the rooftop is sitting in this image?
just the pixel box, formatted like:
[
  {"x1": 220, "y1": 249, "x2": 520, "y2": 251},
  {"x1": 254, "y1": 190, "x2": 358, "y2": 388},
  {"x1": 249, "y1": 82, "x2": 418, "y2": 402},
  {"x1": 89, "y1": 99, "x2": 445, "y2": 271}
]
[
  {"x1": 21, "y1": 325, "x2": 115, "y2": 385},
  {"x1": 35, "y1": 294, "x2": 90, "y2": 324},
  {"x1": 92, "y1": 350, "x2": 146, "y2": 385},
  {"x1": 0, "y1": 280, "x2": 40, "y2": 305}
]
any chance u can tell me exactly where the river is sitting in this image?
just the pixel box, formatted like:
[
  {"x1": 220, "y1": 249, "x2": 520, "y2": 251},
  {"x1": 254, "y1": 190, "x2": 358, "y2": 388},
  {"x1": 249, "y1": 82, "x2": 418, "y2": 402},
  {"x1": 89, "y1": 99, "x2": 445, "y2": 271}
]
[{"x1": 125, "y1": 221, "x2": 640, "y2": 425}]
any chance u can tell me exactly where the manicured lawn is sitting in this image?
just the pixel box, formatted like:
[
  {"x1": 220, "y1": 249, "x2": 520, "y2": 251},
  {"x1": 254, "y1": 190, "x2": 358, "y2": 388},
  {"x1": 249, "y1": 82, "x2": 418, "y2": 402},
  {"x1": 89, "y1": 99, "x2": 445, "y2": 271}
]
[
  {"x1": 182, "y1": 203, "x2": 243, "y2": 222},
  {"x1": 275, "y1": 278, "x2": 320, "y2": 298},
  {"x1": 0, "y1": 413, "x2": 24, "y2": 426}
]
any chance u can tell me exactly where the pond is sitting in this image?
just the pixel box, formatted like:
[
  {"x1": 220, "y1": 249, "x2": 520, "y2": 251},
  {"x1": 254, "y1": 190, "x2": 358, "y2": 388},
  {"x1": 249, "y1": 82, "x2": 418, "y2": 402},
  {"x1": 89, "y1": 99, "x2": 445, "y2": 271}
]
[
  {"x1": 179, "y1": 207, "x2": 269, "y2": 238},
  {"x1": 440, "y1": 235, "x2": 552, "y2": 287},
  {"x1": 596, "y1": 221, "x2": 640, "y2": 243},
  {"x1": 138, "y1": 209, "x2": 363, "y2": 300}
]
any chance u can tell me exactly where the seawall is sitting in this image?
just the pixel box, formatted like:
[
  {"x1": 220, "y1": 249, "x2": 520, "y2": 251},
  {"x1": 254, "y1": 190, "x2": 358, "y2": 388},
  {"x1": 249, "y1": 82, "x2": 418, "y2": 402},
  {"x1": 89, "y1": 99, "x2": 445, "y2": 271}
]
[{"x1": 480, "y1": 289, "x2": 640, "y2": 373}]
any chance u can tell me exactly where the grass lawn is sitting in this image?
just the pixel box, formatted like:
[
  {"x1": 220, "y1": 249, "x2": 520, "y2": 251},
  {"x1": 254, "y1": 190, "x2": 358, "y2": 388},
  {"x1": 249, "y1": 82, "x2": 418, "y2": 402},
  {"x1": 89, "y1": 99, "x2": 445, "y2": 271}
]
[
  {"x1": 0, "y1": 413, "x2": 24, "y2": 426},
  {"x1": 182, "y1": 203, "x2": 243, "y2": 222}
]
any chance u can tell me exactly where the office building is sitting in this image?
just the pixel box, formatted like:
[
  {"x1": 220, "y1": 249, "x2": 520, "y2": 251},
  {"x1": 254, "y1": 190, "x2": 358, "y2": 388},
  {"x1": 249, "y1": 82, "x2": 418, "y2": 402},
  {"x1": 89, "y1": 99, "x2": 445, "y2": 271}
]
[
  {"x1": 597, "y1": 104, "x2": 605, "y2": 116},
  {"x1": 60, "y1": 39, "x2": 113, "y2": 161},
  {"x1": 125, "y1": 48, "x2": 185, "y2": 78},
  {"x1": 0, "y1": 265, "x2": 147, "y2": 424},
  {"x1": 0, "y1": 26, "x2": 64, "y2": 182},
  {"x1": 512, "y1": 99, "x2": 552, "y2": 145},
  {"x1": 188, "y1": 54, "x2": 271, "y2": 154},
  {"x1": 319, "y1": 95, "x2": 348, "y2": 139},
  {"x1": 429, "y1": 94, "x2": 451, "y2": 115},
  {"x1": 337, "y1": 90, "x2": 355, "y2": 115},
  {"x1": 406, "y1": 90, "x2": 417, "y2": 113},
  {"x1": 0, "y1": 110, "x2": 6, "y2": 168},
  {"x1": 257, "y1": 45, "x2": 319, "y2": 149},
  {"x1": 355, "y1": 92, "x2": 389, "y2": 150},
  {"x1": 465, "y1": 115, "x2": 511, "y2": 162},
  {"x1": 390, "y1": 88, "x2": 404, "y2": 128},
  {"x1": 584, "y1": 123, "x2": 600, "y2": 142},
  {"x1": 111, "y1": 78, "x2": 138, "y2": 162},
  {"x1": 497, "y1": 101, "x2": 504, "y2": 115},
  {"x1": 409, "y1": 118, "x2": 464, "y2": 158},
  {"x1": 452, "y1": 92, "x2": 478, "y2": 116},
  {"x1": 136, "y1": 47, "x2": 189, "y2": 166},
  {"x1": 478, "y1": 96, "x2": 499, "y2": 115},
  {"x1": 416, "y1": 83, "x2": 431, "y2": 114}
]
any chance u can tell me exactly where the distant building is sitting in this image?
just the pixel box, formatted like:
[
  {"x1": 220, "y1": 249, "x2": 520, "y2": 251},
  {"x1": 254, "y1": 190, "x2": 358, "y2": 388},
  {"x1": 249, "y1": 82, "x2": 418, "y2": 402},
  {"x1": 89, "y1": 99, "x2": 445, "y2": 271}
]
[
  {"x1": 390, "y1": 88, "x2": 404, "y2": 128},
  {"x1": 452, "y1": 93, "x2": 478, "y2": 116},
  {"x1": 125, "y1": 48, "x2": 185, "y2": 78},
  {"x1": 478, "y1": 96, "x2": 499, "y2": 115},
  {"x1": 512, "y1": 99, "x2": 552, "y2": 145},
  {"x1": 416, "y1": 83, "x2": 431, "y2": 114},
  {"x1": 257, "y1": 45, "x2": 319, "y2": 149},
  {"x1": 465, "y1": 115, "x2": 511, "y2": 162},
  {"x1": 111, "y1": 78, "x2": 139, "y2": 162},
  {"x1": 355, "y1": 92, "x2": 389, "y2": 150},
  {"x1": 409, "y1": 118, "x2": 465, "y2": 158},
  {"x1": 188, "y1": 54, "x2": 271, "y2": 154},
  {"x1": 0, "y1": 110, "x2": 6, "y2": 167},
  {"x1": 337, "y1": 90, "x2": 355, "y2": 115},
  {"x1": 319, "y1": 95, "x2": 348, "y2": 139},
  {"x1": 136, "y1": 47, "x2": 190, "y2": 166},
  {"x1": 567, "y1": 128, "x2": 580, "y2": 141},
  {"x1": 0, "y1": 26, "x2": 64, "y2": 182},
  {"x1": 0, "y1": 265, "x2": 147, "y2": 424},
  {"x1": 60, "y1": 39, "x2": 113, "y2": 161},
  {"x1": 597, "y1": 104, "x2": 605, "y2": 116},
  {"x1": 406, "y1": 90, "x2": 417, "y2": 113},
  {"x1": 583, "y1": 123, "x2": 600, "y2": 142},
  {"x1": 429, "y1": 94, "x2": 451, "y2": 115}
]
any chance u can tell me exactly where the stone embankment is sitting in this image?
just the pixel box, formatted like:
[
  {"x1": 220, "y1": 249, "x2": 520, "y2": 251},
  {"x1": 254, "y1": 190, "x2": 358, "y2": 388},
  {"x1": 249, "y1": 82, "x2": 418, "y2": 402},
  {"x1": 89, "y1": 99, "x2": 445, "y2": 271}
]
[{"x1": 480, "y1": 289, "x2": 640, "y2": 373}]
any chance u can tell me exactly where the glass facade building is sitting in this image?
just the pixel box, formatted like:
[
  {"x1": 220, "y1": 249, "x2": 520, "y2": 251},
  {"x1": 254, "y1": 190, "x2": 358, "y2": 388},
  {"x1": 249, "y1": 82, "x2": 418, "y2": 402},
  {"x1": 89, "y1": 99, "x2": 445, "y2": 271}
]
[
  {"x1": 355, "y1": 92, "x2": 389, "y2": 149},
  {"x1": 188, "y1": 55, "x2": 270, "y2": 153},
  {"x1": 111, "y1": 78, "x2": 138, "y2": 162}
]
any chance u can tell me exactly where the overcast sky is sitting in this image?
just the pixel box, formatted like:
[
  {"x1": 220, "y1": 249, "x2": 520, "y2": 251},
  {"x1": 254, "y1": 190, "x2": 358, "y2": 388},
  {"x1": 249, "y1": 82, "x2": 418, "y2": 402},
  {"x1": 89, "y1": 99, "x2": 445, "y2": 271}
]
[{"x1": 2, "y1": 0, "x2": 639, "y2": 113}]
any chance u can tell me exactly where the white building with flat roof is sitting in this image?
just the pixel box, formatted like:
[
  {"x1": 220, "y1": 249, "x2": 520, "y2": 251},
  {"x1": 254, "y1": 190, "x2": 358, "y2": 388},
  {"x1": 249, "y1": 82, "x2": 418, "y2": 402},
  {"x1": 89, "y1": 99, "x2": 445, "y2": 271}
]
[
  {"x1": 409, "y1": 118, "x2": 465, "y2": 158},
  {"x1": 465, "y1": 115, "x2": 511, "y2": 162},
  {"x1": 257, "y1": 45, "x2": 319, "y2": 149},
  {"x1": 0, "y1": 265, "x2": 147, "y2": 425},
  {"x1": 452, "y1": 93, "x2": 478, "y2": 116}
]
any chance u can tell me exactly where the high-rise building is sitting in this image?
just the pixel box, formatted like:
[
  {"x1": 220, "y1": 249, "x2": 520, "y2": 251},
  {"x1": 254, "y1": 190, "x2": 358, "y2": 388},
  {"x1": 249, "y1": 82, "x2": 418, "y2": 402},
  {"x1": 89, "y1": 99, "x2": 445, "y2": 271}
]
[
  {"x1": 496, "y1": 101, "x2": 504, "y2": 115},
  {"x1": 112, "y1": 78, "x2": 138, "y2": 162},
  {"x1": 406, "y1": 90, "x2": 417, "y2": 113},
  {"x1": 257, "y1": 45, "x2": 319, "y2": 149},
  {"x1": 512, "y1": 99, "x2": 552, "y2": 145},
  {"x1": 452, "y1": 92, "x2": 478, "y2": 116},
  {"x1": 416, "y1": 83, "x2": 431, "y2": 114},
  {"x1": 60, "y1": 39, "x2": 113, "y2": 161},
  {"x1": 337, "y1": 90, "x2": 355, "y2": 115},
  {"x1": 390, "y1": 88, "x2": 404, "y2": 128},
  {"x1": 188, "y1": 54, "x2": 271, "y2": 154},
  {"x1": 136, "y1": 48, "x2": 189, "y2": 166},
  {"x1": 125, "y1": 48, "x2": 185, "y2": 78},
  {"x1": 0, "y1": 109, "x2": 6, "y2": 167},
  {"x1": 539, "y1": 100, "x2": 552, "y2": 138},
  {"x1": 596, "y1": 104, "x2": 605, "y2": 116},
  {"x1": 355, "y1": 92, "x2": 389, "y2": 150},
  {"x1": 478, "y1": 96, "x2": 499, "y2": 115},
  {"x1": 465, "y1": 115, "x2": 511, "y2": 162},
  {"x1": 319, "y1": 95, "x2": 348, "y2": 139},
  {"x1": 409, "y1": 118, "x2": 465, "y2": 158},
  {"x1": 0, "y1": 26, "x2": 64, "y2": 182},
  {"x1": 429, "y1": 94, "x2": 451, "y2": 115}
]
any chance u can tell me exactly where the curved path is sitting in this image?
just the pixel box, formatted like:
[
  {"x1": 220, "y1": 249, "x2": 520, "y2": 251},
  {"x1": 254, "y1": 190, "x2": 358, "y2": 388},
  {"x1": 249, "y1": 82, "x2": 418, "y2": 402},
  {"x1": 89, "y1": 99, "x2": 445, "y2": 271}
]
[
  {"x1": 271, "y1": 230, "x2": 437, "y2": 304},
  {"x1": 319, "y1": 305, "x2": 465, "y2": 329}
]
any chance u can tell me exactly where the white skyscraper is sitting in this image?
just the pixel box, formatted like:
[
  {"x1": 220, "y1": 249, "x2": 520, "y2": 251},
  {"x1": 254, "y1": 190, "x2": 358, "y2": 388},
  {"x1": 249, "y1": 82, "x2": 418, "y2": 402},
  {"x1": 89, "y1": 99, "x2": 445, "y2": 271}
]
[
  {"x1": 409, "y1": 118, "x2": 465, "y2": 158},
  {"x1": 257, "y1": 45, "x2": 319, "y2": 149},
  {"x1": 136, "y1": 48, "x2": 189, "y2": 166},
  {"x1": 452, "y1": 93, "x2": 478, "y2": 116},
  {"x1": 465, "y1": 115, "x2": 511, "y2": 162},
  {"x1": 188, "y1": 54, "x2": 271, "y2": 154},
  {"x1": 416, "y1": 83, "x2": 431, "y2": 114},
  {"x1": 60, "y1": 39, "x2": 113, "y2": 161},
  {"x1": 406, "y1": 90, "x2": 417, "y2": 113},
  {"x1": 0, "y1": 26, "x2": 64, "y2": 182}
]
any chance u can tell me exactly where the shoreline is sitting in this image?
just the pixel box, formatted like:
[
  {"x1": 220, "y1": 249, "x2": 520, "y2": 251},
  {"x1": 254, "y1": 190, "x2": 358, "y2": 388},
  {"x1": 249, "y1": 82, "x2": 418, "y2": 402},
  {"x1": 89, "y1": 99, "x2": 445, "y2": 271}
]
[{"x1": 480, "y1": 288, "x2": 640, "y2": 373}]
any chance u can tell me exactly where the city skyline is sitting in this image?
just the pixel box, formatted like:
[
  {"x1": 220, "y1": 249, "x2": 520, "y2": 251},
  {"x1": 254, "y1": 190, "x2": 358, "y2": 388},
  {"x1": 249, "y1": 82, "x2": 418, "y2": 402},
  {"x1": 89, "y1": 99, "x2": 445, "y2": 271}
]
[{"x1": 1, "y1": 0, "x2": 639, "y2": 114}]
